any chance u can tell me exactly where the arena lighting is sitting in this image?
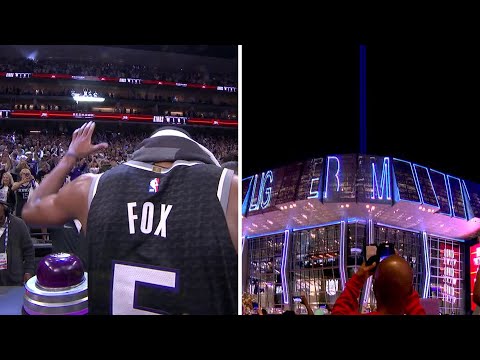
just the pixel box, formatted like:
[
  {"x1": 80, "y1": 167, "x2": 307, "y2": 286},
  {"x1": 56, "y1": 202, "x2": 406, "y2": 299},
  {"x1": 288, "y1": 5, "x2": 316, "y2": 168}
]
[
  {"x1": 280, "y1": 230, "x2": 290, "y2": 304},
  {"x1": 429, "y1": 169, "x2": 453, "y2": 217},
  {"x1": 392, "y1": 158, "x2": 424, "y2": 205},
  {"x1": 29, "y1": 130, "x2": 41, "y2": 133},
  {"x1": 447, "y1": 175, "x2": 467, "y2": 219},
  {"x1": 339, "y1": 221, "x2": 347, "y2": 289},
  {"x1": 413, "y1": 163, "x2": 440, "y2": 208},
  {"x1": 73, "y1": 95, "x2": 105, "y2": 103},
  {"x1": 422, "y1": 232, "x2": 431, "y2": 298},
  {"x1": 361, "y1": 219, "x2": 375, "y2": 308},
  {"x1": 462, "y1": 180, "x2": 470, "y2": 201}
]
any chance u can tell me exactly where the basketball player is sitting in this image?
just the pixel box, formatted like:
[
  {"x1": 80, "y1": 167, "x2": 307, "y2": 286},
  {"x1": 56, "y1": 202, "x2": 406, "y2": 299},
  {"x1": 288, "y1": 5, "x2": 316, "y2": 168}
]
[{"x1": 22, "y1": 121, "x2": 238, "y2": 315}]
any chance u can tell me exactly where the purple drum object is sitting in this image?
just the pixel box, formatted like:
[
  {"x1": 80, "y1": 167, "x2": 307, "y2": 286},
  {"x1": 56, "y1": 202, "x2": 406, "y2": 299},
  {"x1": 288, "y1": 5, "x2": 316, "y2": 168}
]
[
  {"x1": 36, "y1": 253, "x2": 85, "y2": 289},
  {"x1": 24, "y1": 253, "x2": 88, "y2": 315}
]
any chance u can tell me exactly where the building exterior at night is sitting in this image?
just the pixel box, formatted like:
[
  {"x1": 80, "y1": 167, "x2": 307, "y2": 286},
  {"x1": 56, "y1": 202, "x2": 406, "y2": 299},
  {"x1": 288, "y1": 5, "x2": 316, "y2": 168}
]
[{"x1": 242, "y1": 154, "x2": 480, "y2": 314}]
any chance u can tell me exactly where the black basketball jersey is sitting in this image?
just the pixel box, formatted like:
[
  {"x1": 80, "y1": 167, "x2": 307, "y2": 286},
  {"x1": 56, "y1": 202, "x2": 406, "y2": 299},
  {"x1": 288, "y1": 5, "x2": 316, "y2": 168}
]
[
  {"x1": 15, "y1": 183, "x2": 31, "y2": 217},
  {"x1": 86, "y1": 160, "x2": 237, "y2": 315}
]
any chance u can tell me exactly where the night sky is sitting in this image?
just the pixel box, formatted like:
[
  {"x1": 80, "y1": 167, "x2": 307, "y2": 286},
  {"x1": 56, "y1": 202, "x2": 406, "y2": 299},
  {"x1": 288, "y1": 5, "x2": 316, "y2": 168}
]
[{"x1": 243, "y1": 34, "x2": 480, "y2": 183}]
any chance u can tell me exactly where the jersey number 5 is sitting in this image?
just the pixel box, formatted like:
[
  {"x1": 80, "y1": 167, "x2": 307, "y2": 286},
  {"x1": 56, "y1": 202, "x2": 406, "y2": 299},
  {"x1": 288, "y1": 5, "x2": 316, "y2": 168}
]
[{"x1": 112, "y1": 262, "x2": 178, "y2": 315}]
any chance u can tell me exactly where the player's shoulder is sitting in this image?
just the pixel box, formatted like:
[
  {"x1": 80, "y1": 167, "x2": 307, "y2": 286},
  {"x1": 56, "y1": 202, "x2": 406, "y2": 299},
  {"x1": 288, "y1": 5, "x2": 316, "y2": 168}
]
[{"x1": 66, "y1": 173, "x2": 101, "y2": 195}]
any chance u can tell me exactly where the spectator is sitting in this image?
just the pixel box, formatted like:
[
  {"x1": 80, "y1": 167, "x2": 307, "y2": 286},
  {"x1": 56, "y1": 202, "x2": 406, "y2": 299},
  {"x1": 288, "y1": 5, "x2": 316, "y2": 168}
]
[
  {"x1": 0, "y1": 172, "x2": 16, "y2": 210},
  {"x1": 332, "y1": 255, "x2": 426, "y2": 315},
  {"x1": 0, "y1": 199, "x2": 35, "y2": 286}
]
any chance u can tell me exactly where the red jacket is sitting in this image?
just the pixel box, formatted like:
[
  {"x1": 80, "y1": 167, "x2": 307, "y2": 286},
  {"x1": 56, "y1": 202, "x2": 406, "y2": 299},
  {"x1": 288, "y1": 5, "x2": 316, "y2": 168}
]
[{"x1": 332, "y1": 273, "x2": 426, "y2": 315}]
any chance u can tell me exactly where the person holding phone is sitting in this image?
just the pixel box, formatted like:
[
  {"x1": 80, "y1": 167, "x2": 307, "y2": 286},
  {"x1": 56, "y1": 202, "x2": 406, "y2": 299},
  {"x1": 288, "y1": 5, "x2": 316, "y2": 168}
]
[
  {"x1": 332, "y1": 255, "x2": 426, "y2": 315},
  {"x1": 11, "y1": 168, "x2": 38, "y2": 218}
]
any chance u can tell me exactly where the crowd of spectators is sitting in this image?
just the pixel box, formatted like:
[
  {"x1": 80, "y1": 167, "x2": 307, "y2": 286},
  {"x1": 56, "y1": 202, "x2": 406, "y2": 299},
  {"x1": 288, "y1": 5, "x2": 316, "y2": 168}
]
[
  {"x1": 0, "y1": 58, "x2": 237, "y2": 87},
  {"x1": 0, "y1": 128, "x2": 238, "y2": 186}
]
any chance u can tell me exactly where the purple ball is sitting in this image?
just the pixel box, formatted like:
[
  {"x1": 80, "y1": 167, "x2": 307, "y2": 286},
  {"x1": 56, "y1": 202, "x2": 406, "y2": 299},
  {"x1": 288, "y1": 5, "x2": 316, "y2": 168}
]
[{"x1": 36, "y1": 253, "x2": 85, "y2": 289}]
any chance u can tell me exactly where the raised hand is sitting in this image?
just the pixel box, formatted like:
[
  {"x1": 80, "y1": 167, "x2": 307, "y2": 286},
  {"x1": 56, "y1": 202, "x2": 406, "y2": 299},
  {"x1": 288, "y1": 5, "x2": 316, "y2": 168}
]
[{"x1": 67, "y1": 122, "x2": 108, "y2": 160}]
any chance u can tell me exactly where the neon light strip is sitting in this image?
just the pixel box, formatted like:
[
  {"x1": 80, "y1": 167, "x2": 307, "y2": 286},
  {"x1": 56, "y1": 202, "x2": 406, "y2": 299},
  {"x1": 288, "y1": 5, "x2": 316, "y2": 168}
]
[
  {"x1": 260, "y1": 171, "x2": 273, "y2": 209},
  {"x1": 339, "y1": 221, "x2": 347, "y2": 290},
  {"x1": 324, "y1": 156, "x2": 340, "y2": 199},
  {"x1": 371, "y1": 158, "x2": 391, "y2": 200},
  {"x1": 392, "y1": 158, "x2": 421, "y2": 204},
  {"x1": 307, "y1": 177, "x2": 320, "y2": 199},
  {"x1": 410, "y1": 162, "x2": 424, "y2": 204},
  {"x1": 248, "y1": 174, "x2": 260, "y2": 212},
  {"x1": 292, "y1": 220, "x2": 342, "y2": 232},
  {"x1": 361, "y1": 219, "x2": 374, "y2": 309},
  {"x1": 281, "y1": 230, "x2": 290, "y2": 304},
  {"x1": 347, "y1": 218, "x2": 366, "y2": 224},
  {"x1": 1, "y1": 71, "x2": 233, "y2": 92},
  {"x1": 422, "y1": 232, "x2": 431, "y2": 298},
  {"x1": 9, "y1": 110, "x2": 236, "y2": 127},
  {"x1": 447, "y1": 175, "x2": 467, "y2": 219},
  {"x1": 412, "y1": 163, "x2": 440, "y2": 208},
  {"x1": 462, "y1": 180, "x2": 471, "y2": 201},
  {"x1": 445, "y1": 176, "x2": 455, "y2": 218},
  {"x1": 430, "y1": 169, "x2": 452, "y2": 216},
  {"x1": 187, "y1": 119, "x2": 238, "y2": 127},
  {"x1": 242, "y1": 176, "x2": 254, "y2": 216}
]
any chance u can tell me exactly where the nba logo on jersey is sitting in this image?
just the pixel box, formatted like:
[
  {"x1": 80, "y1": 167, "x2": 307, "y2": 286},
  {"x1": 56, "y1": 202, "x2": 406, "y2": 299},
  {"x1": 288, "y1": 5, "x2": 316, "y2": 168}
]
[{"x1": 149, "y1": 178, "x2": 161, "y2": 193}]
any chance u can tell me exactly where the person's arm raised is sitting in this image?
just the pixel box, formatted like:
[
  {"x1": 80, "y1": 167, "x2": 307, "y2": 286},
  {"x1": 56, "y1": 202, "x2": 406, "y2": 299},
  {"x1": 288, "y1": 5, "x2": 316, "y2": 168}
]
[{"x1": 22, "y1": 121, "x2": 107, "y2": 229}]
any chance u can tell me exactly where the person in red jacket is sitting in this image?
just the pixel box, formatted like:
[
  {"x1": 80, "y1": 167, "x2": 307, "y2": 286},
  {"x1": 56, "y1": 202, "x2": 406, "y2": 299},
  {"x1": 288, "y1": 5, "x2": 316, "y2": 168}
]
[{"x1": 332, "y1": 255, "x2": 426, "y2": 315}]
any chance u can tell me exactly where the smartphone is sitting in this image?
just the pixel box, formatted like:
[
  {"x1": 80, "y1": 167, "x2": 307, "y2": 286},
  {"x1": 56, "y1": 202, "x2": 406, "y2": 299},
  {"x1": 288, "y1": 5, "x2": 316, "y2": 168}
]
[
  {"x1": 365, "y1": 245, "x2": 378, "y2": 265},
  {"x1": 292, "y1": 296, "x2": 302, "y2": 303},
  {"x1": 252, "y1": 302, "x2": 259, "y2": 310},
  {"x1": 378, "y1": 242, "x2": 395, "y2": 261}
]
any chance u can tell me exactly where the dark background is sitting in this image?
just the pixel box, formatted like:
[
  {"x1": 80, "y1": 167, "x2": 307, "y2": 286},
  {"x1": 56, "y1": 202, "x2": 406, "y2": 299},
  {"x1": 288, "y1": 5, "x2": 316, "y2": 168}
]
[{"x1": 243, "y1": 33, "x2": 480, "y2": 183}]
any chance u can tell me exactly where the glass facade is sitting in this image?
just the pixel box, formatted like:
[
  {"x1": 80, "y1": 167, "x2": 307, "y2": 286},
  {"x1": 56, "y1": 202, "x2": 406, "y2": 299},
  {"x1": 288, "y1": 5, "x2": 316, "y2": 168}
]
[
  {"x1": 289, "y1": 224, "x2": 342, "y2": 314},
  {"x1": 244, "y1": 221, "x2": 466, "y2": 315},
  {"x1": 428, "y1": 236, "x2": 464, "y2": 314},
  {"x1": 246, "y1": 232, "x2": 286, "y2": 314}
]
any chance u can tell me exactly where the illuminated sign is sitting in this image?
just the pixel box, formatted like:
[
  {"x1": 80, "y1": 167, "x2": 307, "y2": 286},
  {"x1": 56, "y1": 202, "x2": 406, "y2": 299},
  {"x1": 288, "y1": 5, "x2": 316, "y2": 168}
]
[
  {"x1": 248, "y1": 171, "x2": 274, "y2": 212},
  {"x1": 242, "y1": 154, "x2": 480, "y2": 220},
  {"x1": 326, "y1": 279, "x2": 339, "y2": 296},
  {"x1": 8, "y1": 110, "x2": 236, "y2": 128},
  {"x1": 447, "y1": 175, "x2": 467, "y2": 219},
  {"x1": 0, "y1": 71, "x2": 235, "y2": 92},
  {"x1": 470, "y1": 243, "x2": 480, "y2": 311},
  {"x1": 308, "y1": 178, "x2": 320, "y2": 199},
  {"x1": 371, "y1": 157, "x2": 391, "y2": 200},
  {"x1": 5, "y1": 72, "x2": 31, "y2": 78},
  {"x1": 324, "y1": 156, "x2": 340, "y2": 199},
  {"x1": 440, "y1": 242, "x2": 461, "y2": 305},
  {"x1": 0, "y1": 110, "x2": 10, "y2": 118},
  {"x1": 153, "y1": 116, "x2": 187, "y2": 124},
  {"x1": 119, "y1": 78, "x2": 142, "y2": 84}
]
